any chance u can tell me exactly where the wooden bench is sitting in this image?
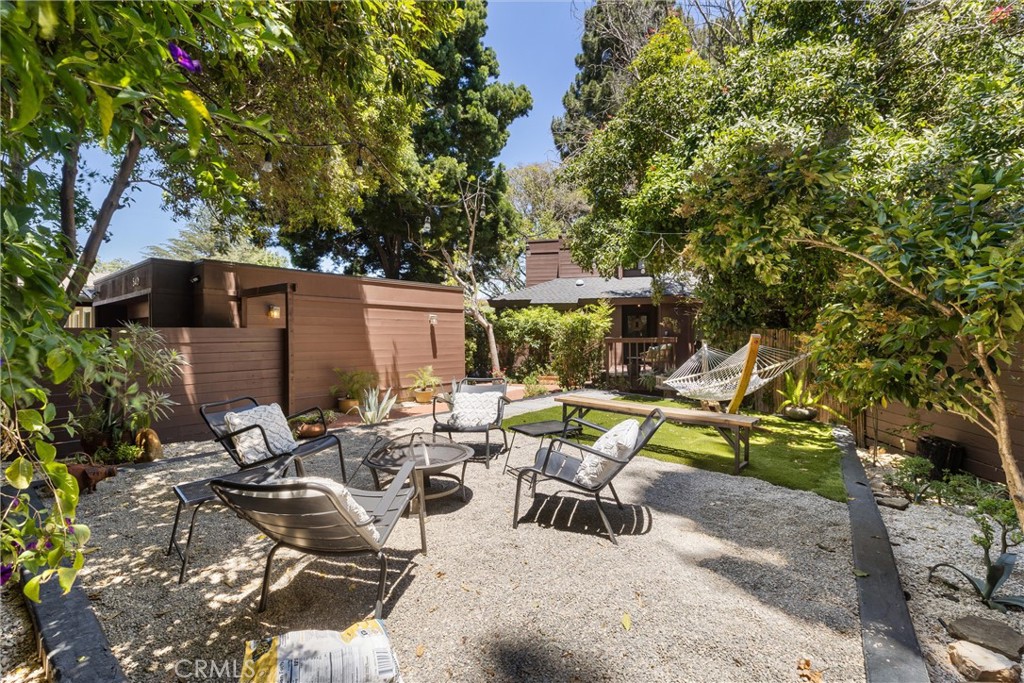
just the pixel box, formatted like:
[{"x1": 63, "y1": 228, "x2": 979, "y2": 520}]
[{"x1": 555, "y1": 395, "x2": 762, "y2": 474}]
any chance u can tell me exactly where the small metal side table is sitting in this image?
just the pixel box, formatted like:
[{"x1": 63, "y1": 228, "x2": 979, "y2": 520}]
[
  {"x1": 503, "y1": 420, "x2": 583, "y2": 474},
  {"x1": 167, "y1": 454, "x2": 296, "y2": 583}
]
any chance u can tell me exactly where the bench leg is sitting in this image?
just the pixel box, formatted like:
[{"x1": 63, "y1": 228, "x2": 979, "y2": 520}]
[{"x1": 715, "y1": 426, "x2": 748, "y2": 474}]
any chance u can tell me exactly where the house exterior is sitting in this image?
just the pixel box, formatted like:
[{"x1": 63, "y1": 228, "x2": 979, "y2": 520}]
[
  {"x1": 491, "y1": 238, "x2": 700, "y2": 378},
  {"x1": 87, "y1": 259, "x2": 465, "y2": 440}
]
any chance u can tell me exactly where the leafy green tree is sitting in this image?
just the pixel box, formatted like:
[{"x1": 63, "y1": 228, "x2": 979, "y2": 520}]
[
  {"x1": 564, "y1": 2, "x2": 1024, "y2": 524},
  {"x1": 1, "y1": 1, "x2": 296, "y2": 304},
  {"x1": 144, "y1": 208, "x2": 288, "y2": 267},
  {"x1": 552, "y1": 0, "x2": 674, "y2": 159},
  {"x1": 279, "y1": 0, "x2": 532, "y2": 286}
]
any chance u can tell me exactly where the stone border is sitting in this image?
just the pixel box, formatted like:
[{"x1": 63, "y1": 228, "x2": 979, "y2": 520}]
[
  {"x1": 7, "y1": 483, "x2": 128, "y2": 683},
  {"x1": 834, "y1": 427, "x2": 930, "y2": 682}
]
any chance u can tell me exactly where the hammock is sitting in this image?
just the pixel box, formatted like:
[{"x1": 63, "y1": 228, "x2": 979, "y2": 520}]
[{"x1": 664, "y1": 335, "x2": 806, "y2": 407}]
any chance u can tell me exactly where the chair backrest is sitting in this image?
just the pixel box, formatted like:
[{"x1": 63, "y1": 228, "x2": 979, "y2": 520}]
[
  {"x1": 590, "y1": 408, "x2": 666, "y2": 488},
  {"x1": 210, "y1": 479, "x2": 379, "y2": 553},
  {"x1": 199, "y1": 396, "x2": 260, "y2": 468},
  {"x1": 456, "y1": 377, "x2": 507, "y2": 395}
]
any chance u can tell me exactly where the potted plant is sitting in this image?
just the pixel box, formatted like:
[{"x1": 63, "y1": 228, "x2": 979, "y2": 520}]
[
  {"x1": 407, "y1": 365, "x2": 441, "y2": 403},
  {"x1": 355, "y1": 387, "x2": 398, "y2": 425},
  {"x1": 776, "y1": 372, "x2": 842, "y2": 422},
  {"x1": 331, "y1": 369, "x2": 378, "y2": 413},
  {"x1": 288, "y1": 410, "x2": 337, "y2": 439}
]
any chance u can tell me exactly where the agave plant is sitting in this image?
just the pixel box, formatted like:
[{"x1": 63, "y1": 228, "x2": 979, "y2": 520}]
[
  {"x1": 356, "y1": 387, "x2": 397, "y2": 425},
  {"x1": 928, "y1": 497, "x2": 1024, "y2": 612}
]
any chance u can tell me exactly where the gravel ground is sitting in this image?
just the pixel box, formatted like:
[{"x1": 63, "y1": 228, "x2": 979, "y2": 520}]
[
  {"x1": 5, "y1": 393, "x2": 868, "y2": 682},
  {"x1": 862, "y1": 452, "x2": 1024, "y2": 682}
]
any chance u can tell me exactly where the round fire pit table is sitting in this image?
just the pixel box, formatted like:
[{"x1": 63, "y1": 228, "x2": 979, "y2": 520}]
[{"x1": 364, "y1": 432, "x2": 474, "y2": 506}]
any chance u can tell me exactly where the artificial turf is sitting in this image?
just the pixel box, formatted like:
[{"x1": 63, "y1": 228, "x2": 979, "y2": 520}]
[{"x1": 504, "y1": 394, "x2": 847, "y2": 502}]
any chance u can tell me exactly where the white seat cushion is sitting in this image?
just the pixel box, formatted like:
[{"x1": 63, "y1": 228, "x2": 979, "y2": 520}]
[
  {"x1": 224, "y1": 403, "x2": 298, "y2": 465},
  {"x1": 573, "y1": 419, "x2": 640, "y2": 488},
  {"x1": 274, "y1": 476, "x2": 380, "y2": 544},
  {"x1": 449, "y1": 392, "x2": 502, "y2": 428}
]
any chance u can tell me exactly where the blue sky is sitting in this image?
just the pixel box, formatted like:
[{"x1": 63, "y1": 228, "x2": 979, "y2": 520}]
[{"x1": 91, "y1": 2, "x2": 583, "y2": 264}]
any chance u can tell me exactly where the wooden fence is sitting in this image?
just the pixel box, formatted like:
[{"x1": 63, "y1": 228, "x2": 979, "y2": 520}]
[{"x1": 50, "y1": 327, "x2": 286, "y2": 457}]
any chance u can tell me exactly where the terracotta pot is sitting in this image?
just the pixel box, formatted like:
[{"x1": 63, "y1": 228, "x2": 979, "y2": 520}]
[
  {"x1": 781, "y1": 405, "x2": 818, "y2": 422},
  {"x1": 338, "y1": 398, "x2": 359, "y2": 414},
  {"x1": 413, "y1": 388, "x2": 435, "y2": 404},
  {"x1": 294, "y1": 423, "x2": 326, "y2": 439}
]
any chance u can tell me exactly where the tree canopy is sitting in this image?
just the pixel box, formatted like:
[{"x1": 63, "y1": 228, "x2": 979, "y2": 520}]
[
  {"x1": 278, "y1": 0, "x2": 532, "y2": 286},
  {"x1": 551, "y1": 0, "x2": 674, "y2": 160},
  {"x1": 563, "y1": 0, "x2": 1024, "y2": 523},
  {"x1": 144, "y1": 208, "x2": 288, "y2": 267}
]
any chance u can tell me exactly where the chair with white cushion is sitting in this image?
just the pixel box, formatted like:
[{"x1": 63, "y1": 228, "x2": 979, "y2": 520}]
[
  {"x1": 512, "y1": 408, "x2": 665, "y2": 544},
  {"x1": 200, "y1": 396, "x2": 346, "y2": 482},
  {"x1": 431, "y1": 378, "x2": 510, "y2": 468},
  {"x1": 210, "y1": 460, "x2": 424, "y2": 615}
]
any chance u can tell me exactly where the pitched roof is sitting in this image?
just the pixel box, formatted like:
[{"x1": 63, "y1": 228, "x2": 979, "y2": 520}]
[{"x1": 491, "y1": 276, "x2": 695, "y2": 306}]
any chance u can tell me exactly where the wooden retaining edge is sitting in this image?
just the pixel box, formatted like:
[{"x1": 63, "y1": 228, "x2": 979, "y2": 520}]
[
  {"x1": 8, "y1": 483, "x2": 128, "y2": 683},
  {"x1": 834, "y1": 427, "x2": 930, "y2": 683}
]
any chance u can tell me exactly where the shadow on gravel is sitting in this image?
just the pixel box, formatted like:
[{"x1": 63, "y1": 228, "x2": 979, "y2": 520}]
[
  {"x1": 515, "y1": 489, "x2": 652, "y2": 541},
  {"x1": 638, "y1": 466, "x2": 856, "y2": 632},
  {"x1": 485, "y1": 635, "x2": 615, "y2": 682}
]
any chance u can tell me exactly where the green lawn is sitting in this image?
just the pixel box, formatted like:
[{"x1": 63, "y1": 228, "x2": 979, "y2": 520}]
[{"x1": 504, "y1": 395, "x2": 847, "y2": 502}]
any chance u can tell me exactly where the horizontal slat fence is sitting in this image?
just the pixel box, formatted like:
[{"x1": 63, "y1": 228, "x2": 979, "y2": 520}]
[{"x1": 48, "y1": 328, "x2": 285, "y2": 457}]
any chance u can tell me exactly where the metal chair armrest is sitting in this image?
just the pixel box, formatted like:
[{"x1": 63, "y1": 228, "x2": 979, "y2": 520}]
[
  {"x1": 431, "y1": 394, "x2": 452, "y2": 423},
  {"x1": 563, "y1": 417, "x2": 608, "y2": 436},
  {"x1": 366, "y1": 460, "x2": 417, "y2": 519},
  {"x1": 547, "y1": 437, "x2": 628, "y2": 464}
]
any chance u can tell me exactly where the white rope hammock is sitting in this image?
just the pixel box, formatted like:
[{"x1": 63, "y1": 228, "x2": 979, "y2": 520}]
[{"x1": 664, "y1": 339, "x2": 806, "y2": 403}]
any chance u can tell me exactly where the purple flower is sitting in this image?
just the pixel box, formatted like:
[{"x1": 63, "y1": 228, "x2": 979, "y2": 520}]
[
  {"x1": 169, "y1": 42, "x2": 201, "y2": 73},
  {"x1": 0, "y1": 564, "x2": 12, "y2": 587}
]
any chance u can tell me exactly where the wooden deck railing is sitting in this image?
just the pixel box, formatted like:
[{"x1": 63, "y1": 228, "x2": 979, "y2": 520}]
[{"x1": 603, "y1": 337, "x2": 678, "y2": 386}]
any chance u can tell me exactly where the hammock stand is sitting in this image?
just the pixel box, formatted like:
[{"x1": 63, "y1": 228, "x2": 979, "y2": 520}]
[{"x1": 664, "y1": 334, "x2": 806, "y2": 414}]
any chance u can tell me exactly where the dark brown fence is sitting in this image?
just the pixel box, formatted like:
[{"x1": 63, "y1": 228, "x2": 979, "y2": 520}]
[{"x1": 50, "y1": 327, "x2": 285, "y2": 456}]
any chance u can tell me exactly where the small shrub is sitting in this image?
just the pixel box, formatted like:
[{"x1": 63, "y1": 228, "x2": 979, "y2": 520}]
[
  {"x1": 495, "y1": 306, "x2": 562, "y2": 376},
  {"x1": 552, "y1": 301, "x2": 613, "y2": 389},
  {"x1": 521, "y1": 372, "x2": 548, "y2": 398},
  {"x1": 932, "y1": 473, "x2": 1006, "y2": 507},
  {"x1": 884, "y1": 456, "x2": 934, "y2": 503},
  {"x1": 94, "y1": 442, "x2": 143, "y2": 464}
]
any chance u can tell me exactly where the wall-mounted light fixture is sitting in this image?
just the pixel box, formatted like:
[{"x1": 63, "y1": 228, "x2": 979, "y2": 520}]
[
  {"x1": 428, "y1": 314, "x2": 438, "y2": 326},
  {"x1": 267, "y1": 304, "x2": 282, "y2": 320}
]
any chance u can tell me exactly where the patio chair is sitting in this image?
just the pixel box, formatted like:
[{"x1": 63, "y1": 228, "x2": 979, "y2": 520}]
[
  {"x1": 210, "y1": 459, "x2": 425, "y2": 615},
  {"x1": 431, "y1": 378, "x2": 510, "y2": 468},
  {"x1": 512, "y1": 408, "x2": 665, "y2": 544},
  {"x1": 200, "y1": 396, "x2": 346, "y2": 482}
]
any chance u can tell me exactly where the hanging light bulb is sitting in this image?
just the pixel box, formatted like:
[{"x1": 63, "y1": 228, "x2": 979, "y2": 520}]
[
  {"x1": 421, "y1": 215, "x2": 432, "y2": 234},
  {"x1": 355, "y1": 146, "x2": 364, "y2": 176},
  {"x1": 260, "y1": 150, "x2": 273, "y2": 173}
]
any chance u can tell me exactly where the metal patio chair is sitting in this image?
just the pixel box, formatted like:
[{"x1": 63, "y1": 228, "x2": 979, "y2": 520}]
[
  {"x1": 200, "y1": 396, "x2": 346, "y2": 482},
  {"x1": 211, "y1": 459, "x2": 425, "y2": 615},
  {"x1": 431, "y1": 378, "x2": 510, "y2": 468},
  {"x1": 512, "y1": 408, "x2": 666, "y2": 544}
]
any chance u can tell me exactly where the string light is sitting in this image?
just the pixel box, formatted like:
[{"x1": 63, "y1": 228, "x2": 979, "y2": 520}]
[
  {"x1": 355, "y1": 146, "x2": 364, "y2": 176},
  {"x1": 422, "y1": 215, "x2": 432, "y2": 233},
  {"x1": 261, "y1": 150, "x2": 273, "y2": 173}
]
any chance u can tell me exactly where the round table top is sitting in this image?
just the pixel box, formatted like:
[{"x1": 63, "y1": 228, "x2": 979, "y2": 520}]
[{"x1": 365, "y1": 432, "x2": 474, "y2": 475}]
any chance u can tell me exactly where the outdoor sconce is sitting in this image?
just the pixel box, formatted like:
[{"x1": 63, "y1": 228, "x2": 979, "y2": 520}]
[
  {"x1": 266, "y1": 304, "x2": 281, "y2": 320},
  {"x1": 428, "y1": 314, "x2": 439, "y2": 326}
]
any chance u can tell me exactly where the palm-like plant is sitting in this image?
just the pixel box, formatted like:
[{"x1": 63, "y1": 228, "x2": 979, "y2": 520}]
[{"x1": 776, "y1": 372, "x2": 842, "y2": 422}]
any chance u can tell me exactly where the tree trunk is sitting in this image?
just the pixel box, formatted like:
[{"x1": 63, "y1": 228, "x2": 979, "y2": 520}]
[
  {"x1": 989, "y1": 390, "x2": 1024, "y2": 531},
  {"x1": 59, "y1": 142, "x2": 80, "y2": 264},
  {"x1": 64, "y1": 132, "x2": 142, "y2": 304},
  {"x1": 469, "y1": 305, "x2": 501, "y2": 377}
]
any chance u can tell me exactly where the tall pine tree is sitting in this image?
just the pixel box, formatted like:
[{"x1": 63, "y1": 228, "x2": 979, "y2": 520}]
[
  {"x1": 280, "y1": 0, "x2": 532, "y2": 282},
  {"x1": 552, "y1": 0, "x2": 674, "y2": 160}
]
